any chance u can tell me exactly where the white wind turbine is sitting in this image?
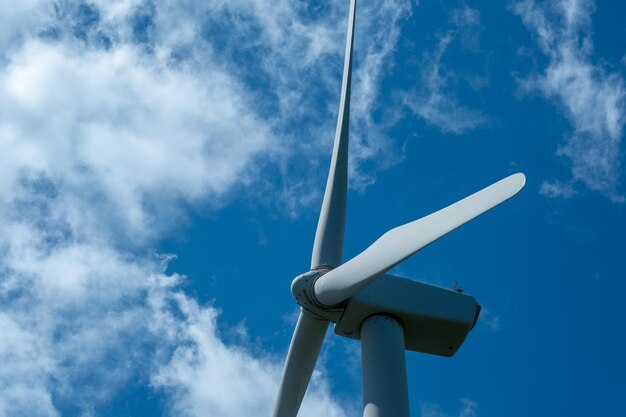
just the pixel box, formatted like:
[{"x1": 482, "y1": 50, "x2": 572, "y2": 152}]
[{"x1": 272, "y1": 1, "x2": 525, "y2": 416}]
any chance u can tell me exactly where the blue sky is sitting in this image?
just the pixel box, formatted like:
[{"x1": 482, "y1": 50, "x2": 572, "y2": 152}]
[{"x1": 0, "y1": 0, "x2": 624, "y2": 416}]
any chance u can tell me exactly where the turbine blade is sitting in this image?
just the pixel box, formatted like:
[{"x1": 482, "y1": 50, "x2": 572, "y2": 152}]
[
  {"x1": 310, "y1": 0, "x2": 357, "y2": 269},
  {"x1": 313, "y1": 173, "x2": 526, "y2": 306},
  {"x1": 272, "y1": 311, "x2": 329, "y2": 417}
]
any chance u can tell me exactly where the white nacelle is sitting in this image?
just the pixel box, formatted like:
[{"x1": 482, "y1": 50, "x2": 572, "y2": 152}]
[{"x1": 334, "y1": 274, "x2": 481, "y2": 357}]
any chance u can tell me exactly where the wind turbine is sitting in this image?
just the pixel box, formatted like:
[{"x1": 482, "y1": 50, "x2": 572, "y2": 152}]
[{"x1": 272, "y1": 1, "x2": 525, "y2": 416}]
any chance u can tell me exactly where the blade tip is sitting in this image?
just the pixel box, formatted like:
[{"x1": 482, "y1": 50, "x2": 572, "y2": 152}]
[{"x1": 510, "y1": 172, "x2": 526, "y2": 193}]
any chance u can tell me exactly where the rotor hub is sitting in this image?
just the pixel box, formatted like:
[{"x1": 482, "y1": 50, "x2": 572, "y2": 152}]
[{"x1": 291, "y1": 267, "x2": 344, "y2": 322}]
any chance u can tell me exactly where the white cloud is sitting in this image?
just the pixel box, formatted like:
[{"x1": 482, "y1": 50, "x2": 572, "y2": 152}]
[
  {"x1": 403, "y1": 6, "x2": 487, "y2": 134},
  {"x1": 0, "y1": 222, "x2": 347, "y2": 417},
  {"x1": 0, "y1": 0, "x2": 413, "y2": 416},
  {"x1": 1, "y1": 40, "x2": 274, "y2": 243},
  {"x1": 539, "y1": 179, "x2": 577, "y2": 199},
  {"x1": 151, "y1": 294, "x2": 347, "y2": 417},
  {"x1": 0, "y1": 225, "x2": 172, "y2": 416},
  {"x1": 0, "y1": 0, "x2": 49, "y2": 52},
  {"x1": 514, "y1": 0, "x2": 626, "y2": 201},
  {"x1": 349, "y1": 0, "x2": 413, "y2": 188}
]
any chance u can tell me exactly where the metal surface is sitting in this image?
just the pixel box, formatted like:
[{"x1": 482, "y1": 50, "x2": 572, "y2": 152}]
[
  {"x1": 272, "y1": 311, "x2": 329, "y2": 417},
  {"x1": 361, "y1": 315, "x2": 410, "y2": 417},
  {"x1": 334, "y1": 274, "x2": 480, "y2": 356},
  {"x1": 310, "y1": 0, "x2": 356, "y2": 270},
  {"x1": 272, "y1": 1, "x2": 357, "y2": 416},
  {"x1": 314, "y1": 173, "x2": 526, "y2": 306},
  {"x1": 291, "y1": 268, "x2": 344, "y2": 322}
]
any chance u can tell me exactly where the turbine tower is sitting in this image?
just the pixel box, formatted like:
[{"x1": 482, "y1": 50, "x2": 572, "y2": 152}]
[{"x1": 272, "y1": 1, "x2": 525, "y2": 416}]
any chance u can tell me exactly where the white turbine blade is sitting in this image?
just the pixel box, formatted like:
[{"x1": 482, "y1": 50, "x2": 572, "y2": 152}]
[
  {"x1": 310, "y1": 0, "x2": 357, "y2": 269},
  {"x1": 313, "y1": 173, "x2": 526, "y2": 306},
  {"x1": 272, "y1": 311, "x2": 329, "y2": 417}
]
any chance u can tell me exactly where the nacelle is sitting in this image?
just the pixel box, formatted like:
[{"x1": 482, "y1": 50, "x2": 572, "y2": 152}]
[{"x1": 333, "y1": 274, "x2": 481, "y2": 357}]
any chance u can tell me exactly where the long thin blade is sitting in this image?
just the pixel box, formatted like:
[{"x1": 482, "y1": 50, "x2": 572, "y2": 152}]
[
  {"x1": 272, "y1": 311, "x2": 329, "y2": 417},
  {"x1": 313, "y1": 173, "x2": 526, "y2": 306},
  {"x1": 310, "y1": 0, "x2": 357, "y2": 269}
]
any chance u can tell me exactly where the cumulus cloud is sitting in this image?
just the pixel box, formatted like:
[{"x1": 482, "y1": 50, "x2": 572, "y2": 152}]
[
  {"x1": 513, "y1": 0, "x2": 626, "y2": 201},
  {"x1": 402, "y1": 5, "x2": 487, "y2": 135},
  {"x1": 0, "y1": 227, "x2": 175, "y2": 417},
  {"x1": 1, "y1": 40, "x2": 274, "y2": 243},
  {"x1": 151, "y1": 294, "x2": 346, "y2": 417},
  {"x1": 0, "y1": 223, "x2": 346, "y2": 417},
  {"x1": 0, "y1": 0, "x2": 413, "y2": 416}
]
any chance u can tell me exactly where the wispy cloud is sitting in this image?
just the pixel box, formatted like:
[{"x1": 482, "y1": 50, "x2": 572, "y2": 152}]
[
  {"x1": 403, "y1": 5, "x2": 487, "y2": 135},
  {"x1": 478, "y1": 308, "x2": 502, "y2": 331},
  {"x1": 349, "y1": 0, "x2": 413, "y2": 188},
  {"x1": 513, "y1": 0, "x2": 626, "y2": 202},
  {"x1": 539, "y1": 179, "x2": 577, "y2": 199},
  {"x1": 0, "y1": 0, "x2": 413, "y2": 415},
  {"x1": 421, "y1": 398, "x2": 478, "y2": 417}
]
